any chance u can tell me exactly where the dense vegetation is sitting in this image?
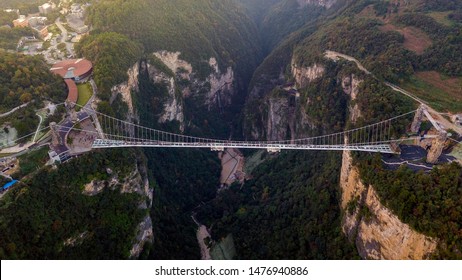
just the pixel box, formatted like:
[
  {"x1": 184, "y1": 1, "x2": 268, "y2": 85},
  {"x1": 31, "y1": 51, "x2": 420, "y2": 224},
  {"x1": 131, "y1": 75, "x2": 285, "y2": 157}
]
[
  {"x1": 420, "y1": 0, "x2": 462, "y2": 12},
  {"x1": 0, "y1": 50, "x2": 66, "y2": 112},
  {"x1": 141, "y1": 148, "x2": 221, "y2": 259},
  {"x1": 0, "y1": 10, "x2": 16, "y2": 27},
  {"x1": 0, "y1": 149, "x2": 146, "y2": 259},
  {"x1": 260, "y1": 0, "x2": 326, "y2": 53},
  {"x1": 359, "y1": 158, "x2": 462, "y2": 259},
  {"x1": 198, "y1": 151, "x2": 359, "y2": 259},
  {"x1": 1, "y1": 0, "x2": 461, "y2": 261},
  {"x1": 0, "y1": 0, "x2": 45, "y2": 13},
  {"x1": 396, "y1": 14, "x2": 462, "y2": 76},
  {"x1": 75, "y1": 32, "x2": 143, "y2": 100},
  {"x1": 86, "y1": 0, "x2": 262, "y2": 84},
  {"x1": 134, "y1": 75, "x2": 222, "y2": 259},
  {"x1": 0, "y1": 26, "x2": 36, "y2": 50}
]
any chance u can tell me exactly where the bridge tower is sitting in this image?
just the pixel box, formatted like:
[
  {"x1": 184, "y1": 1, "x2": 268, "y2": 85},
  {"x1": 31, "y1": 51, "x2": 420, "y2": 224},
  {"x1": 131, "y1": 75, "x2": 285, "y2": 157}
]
[
  {"x1": 426, "y1": 131, "x2": 448, "y2": 164},
  {"x1": 410, "y1": 106, "x2": 425, "y2": 134}
]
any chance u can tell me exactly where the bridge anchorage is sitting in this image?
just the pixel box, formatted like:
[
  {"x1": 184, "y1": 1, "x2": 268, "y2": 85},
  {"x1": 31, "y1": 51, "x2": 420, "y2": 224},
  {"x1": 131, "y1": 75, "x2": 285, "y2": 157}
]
[{"x1": 53, "y1": 104, "x2": 440, "y2": 154}]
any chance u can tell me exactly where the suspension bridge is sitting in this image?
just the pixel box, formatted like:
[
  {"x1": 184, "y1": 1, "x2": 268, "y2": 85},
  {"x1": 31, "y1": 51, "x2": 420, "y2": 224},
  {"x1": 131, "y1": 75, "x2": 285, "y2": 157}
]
[
  {"x1": 46, "y1": 104, "x2": 440, "y2": 155},
  {"x1": 0, "y1": 102, "x2": 442, "y2": 156}
]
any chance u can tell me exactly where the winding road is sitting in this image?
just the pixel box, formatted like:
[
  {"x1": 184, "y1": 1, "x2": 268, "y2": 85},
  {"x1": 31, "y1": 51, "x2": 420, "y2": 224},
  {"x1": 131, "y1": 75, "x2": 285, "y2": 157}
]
[
  {"x1": 55, "y1": 18, "x2": 74, "y2": 57},
  {"x1": 0, "y1": 103, "x2": 29, "y2": 118},
  {"x1": 325, "y1": 50, "x2": 462, "y2": 135}
]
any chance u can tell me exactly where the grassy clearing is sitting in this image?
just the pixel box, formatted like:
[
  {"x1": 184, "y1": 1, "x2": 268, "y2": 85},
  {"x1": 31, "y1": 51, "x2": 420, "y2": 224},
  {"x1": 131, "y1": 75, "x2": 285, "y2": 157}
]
[
  {"x1": 48, "y1": 24, "x2": 59, "y2": 35},
  {"x1": 77, "y1": 83, "x2": 93, "y2": 107},
  {"x1": 427, "y1": 12, "x2": 455, "y2": 27},
  {"x1": 401, "y1": 72, "x2": 462, "y2": 113}
]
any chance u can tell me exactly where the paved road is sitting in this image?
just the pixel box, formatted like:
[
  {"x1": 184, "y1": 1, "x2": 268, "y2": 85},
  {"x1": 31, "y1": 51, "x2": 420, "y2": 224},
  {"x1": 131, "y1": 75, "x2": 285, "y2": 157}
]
[
  {"x1": 55, "y1": 18, "x2": 74, "y2": 57},
  {"x1": 0, "y1": 103, "x2": 29, "y2": 118},
  {"x1": 33, "y1": 114, "x2": 43, "y2": 143},
  {"x1": 382, "y1": 145, "x2": 457, "y2": 172},
  {"x1": 325, "y1": 51, "x2": 462, "y2": 135}
]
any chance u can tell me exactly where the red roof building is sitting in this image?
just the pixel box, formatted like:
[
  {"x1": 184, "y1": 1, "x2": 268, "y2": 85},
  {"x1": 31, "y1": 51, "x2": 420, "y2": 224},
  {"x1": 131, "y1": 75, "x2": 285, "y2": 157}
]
[
  {"x1": 64, "y1": 79, "x2": 78, "y2": 103},
  {"x1": 50, "y1": 59, "x2": 93, "y2": 82}
]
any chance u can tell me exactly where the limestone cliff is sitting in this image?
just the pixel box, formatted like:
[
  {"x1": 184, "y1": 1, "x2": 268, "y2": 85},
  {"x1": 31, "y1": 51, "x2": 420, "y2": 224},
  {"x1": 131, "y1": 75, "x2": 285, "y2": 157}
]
[
  {"x1": 267, "y1": 97, "x2": 290, "y2": 141},
  {"x1": 341, "y1": 74, "x2": 363, "y2": 123},
  {"x1": 113, "y1": 51, "x2": 237, "y2": 132},
  {"x1": 297, "y1": 0, "x2": 337, "y2": 9},
  {"x1": 340, "y1": 150, "x2": 438, "y2": 259},
  {"x1": 207, "y1": 57, "x2": 235, "y2": 110},
  {"x1": 111, "y1": 62, "x2": 140, "y2": 123},
  {"x1": 154, "y1": 51, "x2": 236, "y2": 111},
  {"x1": 291, "y1": 60, "x2": 325, "y2": 88},
  {"x1": 142, "y1": 59, "x2": 185, "y2": 131},
  {"x1": 82, "y1": 159, "x2": 154, "y2": 259}
]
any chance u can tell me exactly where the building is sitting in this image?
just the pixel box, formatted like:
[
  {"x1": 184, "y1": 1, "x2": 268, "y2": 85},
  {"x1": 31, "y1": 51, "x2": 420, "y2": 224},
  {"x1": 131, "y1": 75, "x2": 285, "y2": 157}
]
[
  {"x1": 38, "y1": 26, "x2": 49, "y2": 39},
  {"x1": 50, "y1": 59, "x2": 93, "y2": 105},
  {"x1": 12, "y1": 15, "x2": 28, "y2": 28},
  {"x1": 28, "y1": 17, "x2": 49, "y2": 39},
  {"x1": 28, "y1": 16, "x2": 47, "y2": 26},
  {"x1": 39, "y1": 3, "x2": 53, "y2": 15},
  {"x1": 452, "y1": 114, "x2": 462, "y2": 127},
  {"x1": 50, "y1": 59, "x2": 93, "y2": 82},
  {"x1": 66, "y1": 14, "x2": 89, "y2": 34},
  {"x1": 64, "y1": 79, "x2": 78, "y2": 103}
]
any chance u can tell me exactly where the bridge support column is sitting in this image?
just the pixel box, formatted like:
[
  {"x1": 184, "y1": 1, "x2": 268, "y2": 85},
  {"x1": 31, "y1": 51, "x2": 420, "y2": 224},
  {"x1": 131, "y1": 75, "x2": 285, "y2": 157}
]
[
  {"x1": 426, "y1": 131, "x2": 448, "y2": 164},
  {"x1": 411, "y1": 106, "x2": 424, "y2": 134}
]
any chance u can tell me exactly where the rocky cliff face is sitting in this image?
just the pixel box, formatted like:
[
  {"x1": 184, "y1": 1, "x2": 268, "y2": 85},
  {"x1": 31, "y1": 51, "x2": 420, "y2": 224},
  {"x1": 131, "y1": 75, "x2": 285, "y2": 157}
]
[
  {"x1": 141, "y1": 58, "x2": 185, "y2": 131},
  {"x1": 297, "y1": 0, "x2": 337, "y2": 9},
  {"x1": 246, "y1": 59, "x2": 325, "y2": 141},
  {"x1": 154, "y1": 51, "x2": 236, "y2": 111},
  {"x1": 340, "y1": 150, "x2": 438, "y2": 259},
  {"x1": 111, "y1": 62, "x2": 140, "y2": 123},
  {"x1": 113, "y1": 51, "x2": 237, "y2": 132},
  {"x1": 341, "y1": 74, "x2": 363, "y2": 123},
  {"x1": 207, "y1": 57, "x2": 235, "y2": 110},
  {"x1": 82, "y1": 159, "x2": 154, "y2": 259},
  {"x1": 267, "y1": 97, "x2": 290, "y2": 141},
  {"x1": 291, "y1": 60, "x2": 325, "y2": 88}
]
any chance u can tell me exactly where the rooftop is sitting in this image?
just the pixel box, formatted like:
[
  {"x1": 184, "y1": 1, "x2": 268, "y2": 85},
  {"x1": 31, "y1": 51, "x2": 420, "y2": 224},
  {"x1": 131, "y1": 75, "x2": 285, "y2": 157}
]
[{"x1": 50, "y1": 59, "x2": 93, "y2": 79}]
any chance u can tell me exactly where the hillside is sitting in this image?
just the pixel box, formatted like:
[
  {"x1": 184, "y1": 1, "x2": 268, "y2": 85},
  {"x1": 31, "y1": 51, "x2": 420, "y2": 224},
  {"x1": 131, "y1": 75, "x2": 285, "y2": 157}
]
[
  {"x1": 86, "y1": 0, "x2": 262, "y2": 83},
  {"x1": 234, "y1": 0, "x2": 462, "y2": 259},
  {"x1": 1, "y1": 0, "x2": 461, "y2": 260},
  {"x1": 0, "y1": 50, "x2": 66, "y2": 113}
]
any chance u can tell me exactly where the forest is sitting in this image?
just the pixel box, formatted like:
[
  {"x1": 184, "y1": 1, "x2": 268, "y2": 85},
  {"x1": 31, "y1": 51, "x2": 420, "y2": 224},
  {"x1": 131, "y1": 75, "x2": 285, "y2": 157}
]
[
  {"x1": 197, "y1": 150, "x2": 359, "y2": 259},
  {"x1": 85, "y1": 0, "x2": 262, "y2": 85},
  {"x1": 1, "y1": 0, "x2": 461, "y2": 261},
  {"x1": 359, "y1": 157, "x2": 462, "y2": 259},
  {"x1": 0, "y1": 26, "x2": 36, "y2": 50},
  {"x1": 0, "y1": 50, "x2": 67, "y2": 113},
  {"x1": 75, "y1": 32, "x2": 143, "y2": 100},
  {"x1": 0, "y1": 10, "x2": 16, "y2": 27},
  {"x1": 0, "y1": 149, "x2": 146, "y2": 259}
]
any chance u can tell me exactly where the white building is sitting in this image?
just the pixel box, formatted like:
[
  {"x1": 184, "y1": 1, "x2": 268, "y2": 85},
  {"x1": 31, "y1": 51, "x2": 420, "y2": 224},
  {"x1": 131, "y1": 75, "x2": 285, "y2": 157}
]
[{"x1": 39, "y1": 3, "x2": 53, "y2": 15}]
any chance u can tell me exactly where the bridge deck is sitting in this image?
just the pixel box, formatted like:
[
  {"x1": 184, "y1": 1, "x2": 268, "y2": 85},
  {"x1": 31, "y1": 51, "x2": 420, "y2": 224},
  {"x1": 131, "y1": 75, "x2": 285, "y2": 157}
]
[{"x1": 92, "y1": 139, "x2": 397, "y2": 154}]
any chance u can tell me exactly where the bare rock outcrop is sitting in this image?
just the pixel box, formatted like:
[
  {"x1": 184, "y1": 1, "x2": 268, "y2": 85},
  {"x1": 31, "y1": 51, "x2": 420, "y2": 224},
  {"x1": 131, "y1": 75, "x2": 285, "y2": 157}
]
[
  {"x1": 267, "y1": 97, "x2": 290, "y2": 141},
  {"x1": 297, "y1": 0, "x2": 337, "y2": 9},
  {"x1": 207, "y1": 57, "x2": 234, "y2": 109},
  {"x1": 355, "y1": 187, "x2": 437, "y2": 259},
  {"x1": 342, "y1": 74, "x2": 363, "y2": 123},
  {"x1": 111, "y1": 61, "x2": 140, "y2": 122},
  {"x1": 426, "y1": 131, "x2": 448, "y2": 164},
  {"x1": 130, "y1": 215, "x2": 154, "y2": 259},
  {"x1": 81, "y1": 160, "x2": 154, "y2": 259},
  {"x1": 411, "y1": 106, "x2": 425, "y2": 134},
  {"x1": 291, "y1": 60, "x2": 325, "y2": 88},
  {"x1": 340, "y1": 150, "x2": 438, "y2": 259}
]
